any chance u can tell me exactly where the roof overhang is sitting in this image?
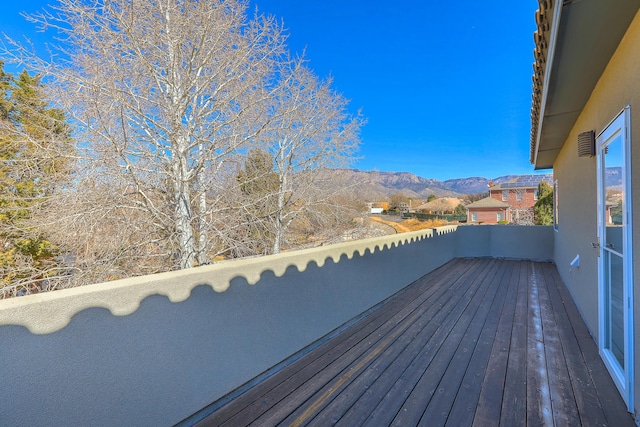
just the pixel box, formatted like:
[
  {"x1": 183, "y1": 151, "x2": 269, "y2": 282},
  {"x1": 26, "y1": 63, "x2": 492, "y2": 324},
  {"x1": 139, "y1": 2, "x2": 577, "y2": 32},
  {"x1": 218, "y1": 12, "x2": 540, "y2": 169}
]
[{"x1": 530, "y1": 0, "x2": 640, "y2": 169}]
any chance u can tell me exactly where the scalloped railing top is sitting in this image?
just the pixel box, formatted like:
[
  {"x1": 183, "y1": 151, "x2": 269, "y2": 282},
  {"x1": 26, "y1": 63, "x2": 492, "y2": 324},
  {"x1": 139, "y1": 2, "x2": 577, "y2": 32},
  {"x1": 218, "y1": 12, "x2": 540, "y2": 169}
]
[{"x1": 0, "y1": 226, "x2": 458, "y2": 334}]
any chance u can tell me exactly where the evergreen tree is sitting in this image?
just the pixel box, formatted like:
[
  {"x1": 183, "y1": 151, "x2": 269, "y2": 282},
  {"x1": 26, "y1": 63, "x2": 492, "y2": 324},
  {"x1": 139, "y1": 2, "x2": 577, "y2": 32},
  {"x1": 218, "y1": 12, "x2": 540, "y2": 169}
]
[
  {"x1": 533, "y1": 181, "x2": 553, "y2": 225},
  {"x1": 454, "y1": 203, "x2": 467, "y2": 217},
  {"x1": 236, "y1": 149, "x2": 280, "y2": 255},
  {"x1": 0, "y1": 63, "x2": 72, "y2": 295}
]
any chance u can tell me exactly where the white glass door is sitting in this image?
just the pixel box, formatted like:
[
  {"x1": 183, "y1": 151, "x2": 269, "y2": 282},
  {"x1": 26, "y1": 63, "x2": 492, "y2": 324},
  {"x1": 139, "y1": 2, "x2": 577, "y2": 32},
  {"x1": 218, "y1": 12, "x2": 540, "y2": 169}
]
[{"x1": 597, "y1": 106, "x2": 633, "y2": 412}]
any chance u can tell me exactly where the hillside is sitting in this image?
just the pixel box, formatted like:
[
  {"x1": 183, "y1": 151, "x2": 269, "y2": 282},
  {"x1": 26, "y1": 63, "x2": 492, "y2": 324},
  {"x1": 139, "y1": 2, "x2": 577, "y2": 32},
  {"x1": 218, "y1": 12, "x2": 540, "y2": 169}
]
[{"x1": 325, "y1": 169, "x2": 553, "y2": 200}]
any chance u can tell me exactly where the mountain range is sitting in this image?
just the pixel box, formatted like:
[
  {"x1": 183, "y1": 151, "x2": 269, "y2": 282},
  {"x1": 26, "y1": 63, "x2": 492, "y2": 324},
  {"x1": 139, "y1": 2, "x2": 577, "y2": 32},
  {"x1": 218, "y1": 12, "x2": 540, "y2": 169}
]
[{"x1": 327, "y1": 169, "x2": 554, "y2": 200}]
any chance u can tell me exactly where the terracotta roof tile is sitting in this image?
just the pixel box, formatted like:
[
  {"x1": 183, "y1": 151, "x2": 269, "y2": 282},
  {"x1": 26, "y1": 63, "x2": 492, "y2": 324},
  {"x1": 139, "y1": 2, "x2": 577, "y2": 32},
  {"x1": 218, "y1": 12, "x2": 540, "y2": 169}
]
[{"x1": 530, "y1": 0, "x2": 553, "y2": 163}]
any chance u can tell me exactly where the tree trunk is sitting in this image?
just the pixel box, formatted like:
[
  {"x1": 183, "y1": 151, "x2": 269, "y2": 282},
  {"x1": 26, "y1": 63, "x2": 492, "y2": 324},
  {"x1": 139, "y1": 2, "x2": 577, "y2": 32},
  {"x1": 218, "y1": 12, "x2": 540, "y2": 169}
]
[
  {"x1": 195, "y1": 144, "x2": 208, "y2": 265},
  {"x1": 273, "y1": 174, "x2": 286, "y2": 254},
  {"x1": 173, "y1": 144, "x2": 195, "y2": 269}
]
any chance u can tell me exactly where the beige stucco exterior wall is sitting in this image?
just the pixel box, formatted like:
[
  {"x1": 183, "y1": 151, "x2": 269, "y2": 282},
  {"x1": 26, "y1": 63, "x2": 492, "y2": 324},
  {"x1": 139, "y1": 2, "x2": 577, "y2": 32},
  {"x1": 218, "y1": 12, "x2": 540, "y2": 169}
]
[{"x1": 552, "y1": 9, "x2": 640, "y2": 413}]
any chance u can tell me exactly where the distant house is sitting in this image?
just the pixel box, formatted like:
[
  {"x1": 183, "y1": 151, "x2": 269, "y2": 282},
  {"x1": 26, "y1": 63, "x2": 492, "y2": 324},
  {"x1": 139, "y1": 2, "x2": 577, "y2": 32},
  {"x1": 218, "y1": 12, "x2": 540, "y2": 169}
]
[
  {"x1": 397, "y1": 200, "x2": 410, "y2": 213},
  {"x1": 370, "y1": 201, "x2": 389, "y2": 211},
  {"x1": 366, "y1": 201, "x2": 388, "y2": 214},
  {"x1": 489, "y1": 177, "x2": 543, "y2": 206},
  {"x1": 465, "y1": 197, "x2": 510, "y2": 224},
  {"x1": 466, "y1": 176, "x2": 550, "y2": 224},
  {"x1": 486, "y1": 176, "x2": 551, "y2": 224}
]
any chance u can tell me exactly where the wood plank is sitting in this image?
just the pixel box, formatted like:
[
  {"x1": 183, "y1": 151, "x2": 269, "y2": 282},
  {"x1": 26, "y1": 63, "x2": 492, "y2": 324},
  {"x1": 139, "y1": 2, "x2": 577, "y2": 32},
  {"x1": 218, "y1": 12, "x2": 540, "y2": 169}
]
[
  {"x1": 208, "y1": 258, "x2": 471, "y2": 426},
  {"x1": 547, "y1": 264, "x2": 635, "y2": 427},
  {"x1": 501, "y1": 260, "x2": 529, "y2": 426},
  {"x1": 445, "y1": 260, "x2": 516, "y2": 427},
  {"x1": 539, "y1": 262, "x2": 608, "y2": 426},
  {"x1": 535, "y1": 262, "x2": 580, "y2": 426},
  {"x1": 246, "y1": 259, "x2": 485, "y2": 426},
  {"x1": 387, "y1": 259, "x2": 503, "y2": 425},
  {"x1": 208, "y1": 286, "x2": 403, "y2": 426},
  {"x1": 343, "y1": 259, "x2": 500, "y2": 426},
  {"x1": 472, "y1": 260, "x2": 523, "y2": 427},
  {"x1": 329, "y1": 259, "x2": 498, "y2": 427},
  {"x1": 417, "y1": 260, "x2": 514, "y2": 426},
  {"x1": 195, "y1": 259, "x2": 636, "y2": 427},
  {"x1": 306, "y1": 260, "x2": 491, "y2": 426},
  {"x1": 526, "y1": 260, "x2": 553, "y2": 426}
]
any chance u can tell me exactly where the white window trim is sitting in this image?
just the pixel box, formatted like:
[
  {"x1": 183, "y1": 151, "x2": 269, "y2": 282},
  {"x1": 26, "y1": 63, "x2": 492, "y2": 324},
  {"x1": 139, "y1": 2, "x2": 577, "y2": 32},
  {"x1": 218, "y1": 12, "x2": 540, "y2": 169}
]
[
  {"x1": 553, "y1": 180, "x2": 558, "y2": 231},
  {"x1": 596, "y1": 106, "x2": 634, "y2": 411}
]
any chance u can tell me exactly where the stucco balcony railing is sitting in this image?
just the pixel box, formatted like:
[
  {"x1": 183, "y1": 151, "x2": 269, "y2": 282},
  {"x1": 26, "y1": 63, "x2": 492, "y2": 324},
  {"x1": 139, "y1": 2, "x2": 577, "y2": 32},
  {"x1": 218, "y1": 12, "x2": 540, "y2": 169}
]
[{"x1": 2, "y1": 225, "x2": 559, "y2": 425}]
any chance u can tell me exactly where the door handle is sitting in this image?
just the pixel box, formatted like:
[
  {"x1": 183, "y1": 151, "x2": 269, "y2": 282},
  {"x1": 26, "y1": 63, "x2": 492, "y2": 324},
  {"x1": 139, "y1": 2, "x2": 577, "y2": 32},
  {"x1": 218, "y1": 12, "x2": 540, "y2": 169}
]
[{"x1": 591, "y1": 242, "x2": 600, "y2": 249}]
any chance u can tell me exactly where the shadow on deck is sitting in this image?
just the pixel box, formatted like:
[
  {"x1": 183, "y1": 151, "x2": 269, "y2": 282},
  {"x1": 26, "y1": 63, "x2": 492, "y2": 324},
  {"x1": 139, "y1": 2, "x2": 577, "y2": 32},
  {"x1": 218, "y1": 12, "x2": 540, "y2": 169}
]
[{"x1": 194, "y1": 258, "x2": 634, "y2": 426}]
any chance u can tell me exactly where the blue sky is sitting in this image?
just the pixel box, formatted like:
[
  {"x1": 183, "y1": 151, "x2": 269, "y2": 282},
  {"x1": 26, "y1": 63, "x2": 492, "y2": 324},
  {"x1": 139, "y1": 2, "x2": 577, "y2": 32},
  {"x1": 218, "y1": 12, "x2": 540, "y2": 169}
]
[{"x1": 1, "y1": 0, "x2": 541, "y2": 181}]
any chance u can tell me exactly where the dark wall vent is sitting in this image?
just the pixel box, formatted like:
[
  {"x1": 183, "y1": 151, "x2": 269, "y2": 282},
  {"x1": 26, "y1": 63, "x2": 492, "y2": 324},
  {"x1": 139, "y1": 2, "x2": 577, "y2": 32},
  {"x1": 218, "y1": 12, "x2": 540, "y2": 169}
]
[{"x1": 578, "y1": 130, "x2": 595, "y2": 157}]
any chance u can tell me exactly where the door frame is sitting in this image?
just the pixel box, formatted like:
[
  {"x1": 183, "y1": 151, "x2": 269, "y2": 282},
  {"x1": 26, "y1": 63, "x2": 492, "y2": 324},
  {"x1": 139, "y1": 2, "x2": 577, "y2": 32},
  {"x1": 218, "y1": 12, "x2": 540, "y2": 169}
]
[{"x1": 597, "y1": 105, "x2": 634, "y2": 412}]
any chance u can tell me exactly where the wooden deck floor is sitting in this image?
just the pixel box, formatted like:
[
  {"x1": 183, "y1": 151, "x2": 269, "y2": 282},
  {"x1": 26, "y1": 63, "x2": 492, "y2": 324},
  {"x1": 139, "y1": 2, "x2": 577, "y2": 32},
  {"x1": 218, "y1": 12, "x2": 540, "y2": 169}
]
[{"x1": 194, "y1": 258, "x2": 635, "y2": 426}]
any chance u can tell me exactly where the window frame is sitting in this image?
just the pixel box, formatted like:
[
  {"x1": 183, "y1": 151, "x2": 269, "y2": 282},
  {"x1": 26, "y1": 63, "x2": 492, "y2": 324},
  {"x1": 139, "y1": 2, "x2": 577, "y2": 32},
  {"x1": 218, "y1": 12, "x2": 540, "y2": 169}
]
[{"x1": 553, "y1": 179, "x2": 559, "y2": 231}]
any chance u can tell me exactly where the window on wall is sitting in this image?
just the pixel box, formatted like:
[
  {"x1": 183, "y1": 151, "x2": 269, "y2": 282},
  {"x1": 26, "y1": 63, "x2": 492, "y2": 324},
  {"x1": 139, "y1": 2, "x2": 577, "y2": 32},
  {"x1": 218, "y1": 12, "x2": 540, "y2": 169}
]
[
  {"x1": 554, "y1": 180, "x2": 559, "y2": 231},
  {"x1": 471, "y1": 212, "x2": 478, "y2": 222},
  {"x1": 502, "y1": 190, "x2": 509, "y2": 201},
  {"x1": 497, "y1": 212, "x2": 504, "y2": 222},
  {"x1": 534, "y1": 189, "x2": 539, "y2": 200},
  {"x1": 516, "y1": 190, "x2": 524, "y2": 201}
]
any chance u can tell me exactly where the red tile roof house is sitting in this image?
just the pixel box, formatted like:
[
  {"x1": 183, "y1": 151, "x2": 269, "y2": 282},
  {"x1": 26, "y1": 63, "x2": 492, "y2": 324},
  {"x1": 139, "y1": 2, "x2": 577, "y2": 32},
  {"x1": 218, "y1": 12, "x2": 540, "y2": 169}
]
[
  {"x1": 2, "y1": 1, "x2": 640, "y2": 425},
  {"x1": 466, "y1": 176, "x2": 550, "y2": 224}
]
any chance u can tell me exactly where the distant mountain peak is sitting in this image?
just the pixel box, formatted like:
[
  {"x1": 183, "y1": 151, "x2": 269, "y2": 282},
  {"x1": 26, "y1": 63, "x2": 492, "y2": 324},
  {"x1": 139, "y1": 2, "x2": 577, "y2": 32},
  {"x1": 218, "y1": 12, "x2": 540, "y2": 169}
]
[{"x1": 325, "y1": 169, "x2": 553, "y2": 200}]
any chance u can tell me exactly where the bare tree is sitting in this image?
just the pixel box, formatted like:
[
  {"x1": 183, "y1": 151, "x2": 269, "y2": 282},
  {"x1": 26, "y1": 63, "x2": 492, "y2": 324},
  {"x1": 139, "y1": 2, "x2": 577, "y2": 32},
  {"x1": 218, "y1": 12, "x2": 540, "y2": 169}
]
[
  {"x1": 389, "y1": 192, "x2": 409, "y2": 212},
  {"x1": 1, "y1": 0, "x2": 367, "y2": 293},
  {"x1": 429, "y1": 198, "x2": 457, "y2": 215},
  {"x1": 3, "y1": 0, "x2": 288, "y2": 271},
  {"x1": 258, "y1": 62, "x2": 363, "y2": 253},
  {"x1": 464, "y1": 192, "x2": 489, "y2": 203}
]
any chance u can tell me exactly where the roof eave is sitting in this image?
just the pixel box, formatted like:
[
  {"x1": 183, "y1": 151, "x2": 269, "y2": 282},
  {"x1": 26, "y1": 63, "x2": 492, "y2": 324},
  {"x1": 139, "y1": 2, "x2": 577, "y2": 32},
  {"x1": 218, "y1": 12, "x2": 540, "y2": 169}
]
[
  {"x1": 530, "y1": 0, "x2": 640, "y2": 169},
  {"x1": 531, "y1": 0, "x2": 563, "y2": 169}
]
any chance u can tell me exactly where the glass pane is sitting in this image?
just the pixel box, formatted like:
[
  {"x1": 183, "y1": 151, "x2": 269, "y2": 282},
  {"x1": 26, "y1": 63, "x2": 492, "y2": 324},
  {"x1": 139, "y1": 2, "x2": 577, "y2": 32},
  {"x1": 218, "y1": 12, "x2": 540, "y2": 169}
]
[
  {"x1": 605, "y1": 250, "x2": 625, "y2": 368},
  {"x1": 604, "y1": 135, "x2": 624, "y2": 254}
]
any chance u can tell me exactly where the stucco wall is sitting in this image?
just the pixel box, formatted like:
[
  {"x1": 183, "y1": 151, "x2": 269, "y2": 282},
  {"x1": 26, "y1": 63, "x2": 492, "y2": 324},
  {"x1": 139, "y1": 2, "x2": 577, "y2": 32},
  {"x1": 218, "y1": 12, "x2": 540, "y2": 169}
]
[
  {"x1": 456, "y1": 225, "x2": 554, "y2": 261},
  {"x1": 1, "y1": 227, "x2": 460, "y2": 427},
  {"x1": 0, "y1": 225, "x2": 556, "y2": 426},
  {"x1": 551, "y1": 8, "x2": 640, "y2": 413}
]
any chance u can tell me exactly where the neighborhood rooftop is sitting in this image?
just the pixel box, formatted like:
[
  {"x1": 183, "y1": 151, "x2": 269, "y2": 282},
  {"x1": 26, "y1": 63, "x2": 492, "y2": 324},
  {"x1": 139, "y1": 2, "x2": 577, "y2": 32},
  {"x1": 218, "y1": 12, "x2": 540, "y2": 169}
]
[{"x1": 491, "y1": 175, "x2": 552, "y2": 189}]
